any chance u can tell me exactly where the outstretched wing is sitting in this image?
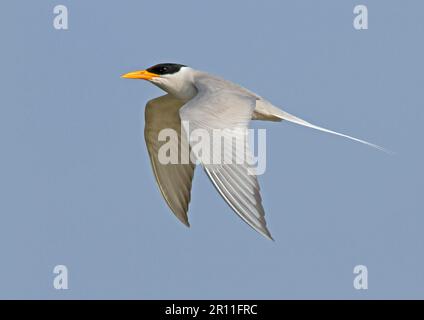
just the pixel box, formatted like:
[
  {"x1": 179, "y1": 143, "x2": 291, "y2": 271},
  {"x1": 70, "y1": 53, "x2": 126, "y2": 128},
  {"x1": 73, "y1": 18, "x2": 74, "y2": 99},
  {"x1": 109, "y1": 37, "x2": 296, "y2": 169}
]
[
  {"x1": 145, "y1": 94, "x2": 196, "y2": 226},
  {"x1": 180, "y1": 76, "x2": 273, "y2": 240}
]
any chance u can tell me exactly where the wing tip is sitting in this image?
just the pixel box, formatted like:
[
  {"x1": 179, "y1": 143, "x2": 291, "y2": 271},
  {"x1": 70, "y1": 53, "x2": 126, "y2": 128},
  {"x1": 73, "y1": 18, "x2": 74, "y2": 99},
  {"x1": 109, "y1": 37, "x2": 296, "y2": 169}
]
[
  {"x1": 180, "y1": 218, "x2": 191, "y2": 228},
  {"x1": 261, "y1": 227, "x2": 275, "y2": 241},
  {"x1": 264, "y1": 234, "x2": 275, "y2": 241},
  {"x1": 172, "y1": 212, "x2": 191, "y2": 228}
]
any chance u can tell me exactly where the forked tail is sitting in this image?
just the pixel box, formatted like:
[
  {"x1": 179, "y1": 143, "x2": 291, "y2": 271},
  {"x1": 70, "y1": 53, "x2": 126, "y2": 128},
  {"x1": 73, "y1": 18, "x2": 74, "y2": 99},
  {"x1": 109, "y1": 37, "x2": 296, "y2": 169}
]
[{"x1": 278, "y1": 109, "x2": 392, "y2": 153}]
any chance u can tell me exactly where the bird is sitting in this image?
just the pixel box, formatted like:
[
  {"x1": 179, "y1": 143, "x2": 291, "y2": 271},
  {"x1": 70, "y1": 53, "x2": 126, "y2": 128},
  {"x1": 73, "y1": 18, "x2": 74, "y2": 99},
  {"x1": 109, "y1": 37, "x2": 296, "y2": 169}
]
[{"x1": 121, "y1": 63, "x2": 386, "y2": 240}]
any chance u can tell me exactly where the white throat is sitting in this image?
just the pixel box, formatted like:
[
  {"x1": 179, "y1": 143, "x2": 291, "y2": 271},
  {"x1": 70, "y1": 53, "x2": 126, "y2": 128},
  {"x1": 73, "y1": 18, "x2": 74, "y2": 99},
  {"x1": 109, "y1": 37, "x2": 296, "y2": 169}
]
[{"x1": 151, "y1": 67, "x2": 197, "y2": 102}]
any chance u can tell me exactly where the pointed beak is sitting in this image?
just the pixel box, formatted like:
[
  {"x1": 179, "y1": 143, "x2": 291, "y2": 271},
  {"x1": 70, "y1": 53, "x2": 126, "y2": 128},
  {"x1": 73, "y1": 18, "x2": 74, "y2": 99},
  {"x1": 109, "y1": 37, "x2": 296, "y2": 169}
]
[{"x1": 121, "y1": 70, "x2": 159, "y2": 80}]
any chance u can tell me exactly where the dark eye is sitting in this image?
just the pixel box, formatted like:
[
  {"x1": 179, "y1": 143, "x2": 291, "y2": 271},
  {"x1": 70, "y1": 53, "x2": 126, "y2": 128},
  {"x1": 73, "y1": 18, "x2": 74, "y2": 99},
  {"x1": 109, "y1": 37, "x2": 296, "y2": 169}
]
[{"x1": 161, "y1": 67, "x2": 168, "y2": 72}]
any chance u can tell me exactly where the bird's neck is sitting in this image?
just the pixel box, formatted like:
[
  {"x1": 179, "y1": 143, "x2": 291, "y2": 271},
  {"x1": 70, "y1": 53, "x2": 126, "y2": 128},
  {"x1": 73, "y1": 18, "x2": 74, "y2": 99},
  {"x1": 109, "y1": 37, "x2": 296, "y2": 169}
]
[
  {"x1": 166, "y1": 81, "x2": 197, "y2": 102},
  {"x1": 154, "y1": 67, "x2": 197, "y2": 102}
]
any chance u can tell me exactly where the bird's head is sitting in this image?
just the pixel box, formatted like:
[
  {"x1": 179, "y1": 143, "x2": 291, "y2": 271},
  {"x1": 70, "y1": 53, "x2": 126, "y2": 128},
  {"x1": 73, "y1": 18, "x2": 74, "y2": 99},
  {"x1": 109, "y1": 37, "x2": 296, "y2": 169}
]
[{"x1": 121, "y1": 63, "x2": 196, "y2": 100}]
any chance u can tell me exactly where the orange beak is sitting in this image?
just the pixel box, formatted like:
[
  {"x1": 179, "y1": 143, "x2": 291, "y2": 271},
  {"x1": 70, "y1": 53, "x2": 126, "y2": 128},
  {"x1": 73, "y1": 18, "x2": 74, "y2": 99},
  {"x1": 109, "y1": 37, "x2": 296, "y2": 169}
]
[{"x1": 121, "y1": 70, "x2": 159, "y2": 80}]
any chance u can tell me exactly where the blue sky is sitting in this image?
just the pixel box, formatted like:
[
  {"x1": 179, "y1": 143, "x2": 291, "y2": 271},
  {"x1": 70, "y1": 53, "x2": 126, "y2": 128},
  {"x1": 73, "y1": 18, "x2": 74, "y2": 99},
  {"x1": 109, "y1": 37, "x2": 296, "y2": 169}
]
[{"x1": 0, "y1": 0, "x2": 423, "y2": 299}]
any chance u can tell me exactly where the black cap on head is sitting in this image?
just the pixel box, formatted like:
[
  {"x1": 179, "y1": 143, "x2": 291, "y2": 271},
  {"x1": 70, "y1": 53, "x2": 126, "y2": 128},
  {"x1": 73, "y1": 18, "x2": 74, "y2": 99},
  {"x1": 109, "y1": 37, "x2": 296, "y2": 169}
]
[{"x1": 146, "y1": 63, "x2": 187, "y2": 75}]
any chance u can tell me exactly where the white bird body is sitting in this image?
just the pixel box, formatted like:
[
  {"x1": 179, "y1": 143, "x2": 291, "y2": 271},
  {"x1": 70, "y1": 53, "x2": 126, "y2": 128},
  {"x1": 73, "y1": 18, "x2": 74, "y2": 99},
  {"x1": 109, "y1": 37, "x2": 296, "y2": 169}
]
[{"x1": 122, "y1": 64, "x2": 386, "y2": 240}]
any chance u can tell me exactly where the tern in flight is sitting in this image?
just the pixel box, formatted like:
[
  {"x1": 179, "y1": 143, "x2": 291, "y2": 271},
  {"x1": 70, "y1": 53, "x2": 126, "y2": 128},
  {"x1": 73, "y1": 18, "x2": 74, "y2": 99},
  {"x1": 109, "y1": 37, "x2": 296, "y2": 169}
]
[{"x1": 122, "y1": 63, "x2": 386, "y2": 240}]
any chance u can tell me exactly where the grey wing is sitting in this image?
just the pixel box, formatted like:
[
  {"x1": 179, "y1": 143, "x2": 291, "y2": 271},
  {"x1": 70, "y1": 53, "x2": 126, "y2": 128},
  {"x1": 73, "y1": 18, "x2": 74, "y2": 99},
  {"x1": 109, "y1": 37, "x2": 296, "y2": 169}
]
[
  {"x1": 145, "y1": 94, "x2": 196, "y2": 226},
  {"x1": 179, "y1": 76, "x2": 273, "y2": 240}
]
